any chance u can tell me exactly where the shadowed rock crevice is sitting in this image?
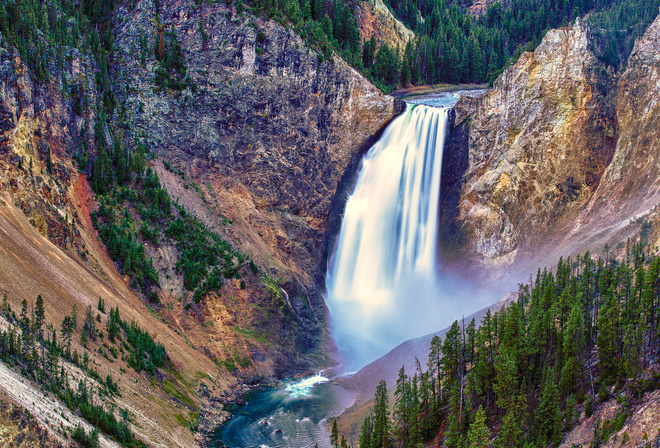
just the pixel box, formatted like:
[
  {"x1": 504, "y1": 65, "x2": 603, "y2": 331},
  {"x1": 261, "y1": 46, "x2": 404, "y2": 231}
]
[{"x1": 439, "y1": 101, "x2": 475, "y2": 266}]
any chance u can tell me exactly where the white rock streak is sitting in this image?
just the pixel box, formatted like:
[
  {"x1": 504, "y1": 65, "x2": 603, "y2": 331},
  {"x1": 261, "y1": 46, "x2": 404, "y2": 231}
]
[{"x1": 0, "y1": 360, "x2": 122, "y2": 448}]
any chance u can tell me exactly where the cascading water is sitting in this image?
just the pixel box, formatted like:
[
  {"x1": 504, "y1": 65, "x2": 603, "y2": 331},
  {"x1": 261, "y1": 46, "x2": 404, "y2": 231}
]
[
  {"x1": 216, "y1": 93, "x2": 484, "y2": 447},
  {"x1": 326, "y1": 102, "x2": 453, "y2": 369}
]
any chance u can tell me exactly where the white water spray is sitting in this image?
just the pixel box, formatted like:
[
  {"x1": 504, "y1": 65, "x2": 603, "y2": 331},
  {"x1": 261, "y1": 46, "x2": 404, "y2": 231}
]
[
  {"x1": 326, "y1": 103, "x2": 455, "y2": 369},
  {"x1": 284, "y1": 374, "x2": 330, "y2": 399}
]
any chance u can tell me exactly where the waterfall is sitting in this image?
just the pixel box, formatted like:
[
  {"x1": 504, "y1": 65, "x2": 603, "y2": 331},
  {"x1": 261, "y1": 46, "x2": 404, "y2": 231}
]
[{"x1": 326, "y1": 103, "x2": 453, "y2": 369}]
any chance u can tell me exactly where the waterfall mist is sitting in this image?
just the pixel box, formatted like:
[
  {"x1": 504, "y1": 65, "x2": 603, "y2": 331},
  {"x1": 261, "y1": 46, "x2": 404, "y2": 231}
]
[{"x1": 326, "y1": 103, "x2": 478, "y2": 370}]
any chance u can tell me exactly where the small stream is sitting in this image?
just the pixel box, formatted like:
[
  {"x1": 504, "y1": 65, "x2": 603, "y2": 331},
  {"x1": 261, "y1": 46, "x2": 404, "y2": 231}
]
[{"x1": 213, "y1": 373, "x2": 358, "y2": 448}]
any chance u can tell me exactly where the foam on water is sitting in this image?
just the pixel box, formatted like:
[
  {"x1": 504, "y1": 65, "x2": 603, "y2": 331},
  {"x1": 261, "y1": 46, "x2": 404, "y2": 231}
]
[{"x1": 284, "y1": 374, "x2": 330, "y2": 399}]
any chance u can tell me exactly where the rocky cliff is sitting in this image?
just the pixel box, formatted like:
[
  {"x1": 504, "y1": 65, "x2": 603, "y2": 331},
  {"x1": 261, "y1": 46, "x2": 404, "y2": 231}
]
[
  {"x1": 111, "y1": 0, "x2": 402, "y2": 375},
  {"x1": 356, "y1": 0, "x2": 415, "y2": 49},
  {"x1": 442, "y1": 17, "x2": 660, "y2": 281},
  {"x1": 572, "y1": 14, "x2": 660, "y2": 244},
  {"x1": 0, "y1": 38, "x2": 96, "y2": 256}
]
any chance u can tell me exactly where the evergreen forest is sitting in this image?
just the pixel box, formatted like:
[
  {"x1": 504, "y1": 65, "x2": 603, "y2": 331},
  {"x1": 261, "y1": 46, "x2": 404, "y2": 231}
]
[
  {"x1": 347, "y1": 243, "x2": 660, "y2": 448},
  {"x1": 235, "y1": 0, "x2": 660, "y2": 90},
  {"x1": 5, "y1": 0, "x2": 659, "y2": 101}
]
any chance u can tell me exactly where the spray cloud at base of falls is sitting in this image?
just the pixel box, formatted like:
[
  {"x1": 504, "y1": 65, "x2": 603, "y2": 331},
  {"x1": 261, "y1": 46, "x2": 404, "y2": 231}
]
[{"x1": 326, "y1": 100, "x2": 473, "y2": 370}]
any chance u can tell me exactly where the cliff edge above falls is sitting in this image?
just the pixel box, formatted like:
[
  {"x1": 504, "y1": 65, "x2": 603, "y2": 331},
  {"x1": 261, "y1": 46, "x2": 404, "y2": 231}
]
[
  {"x1": 113, "y1": 0, "x2": 403, "y2": 374},
  {"x1": 441, "y1": 18, "x2": 621, "y2": 281}
]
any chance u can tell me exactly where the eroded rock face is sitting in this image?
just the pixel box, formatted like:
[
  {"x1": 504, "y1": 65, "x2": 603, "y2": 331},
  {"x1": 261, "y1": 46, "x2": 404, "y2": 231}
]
[
  {"x1": 441, "y1": 19, "x2": 618, "y2": 278},
  {"x1": 576, "y1": 15, "x2": 660, "y2": 231},
  {"x1": 113, "y1": 0, "x2": 402, "y2": 370},
  {"x1": 357, "y1": 0, "x2": 415, "y2": 49},
  {"x1": 443, "y1": 14, "x2": 660, "y2": 281},
  {"x1": 0, "y1": 40, "x2": 97, "y2": 254}
]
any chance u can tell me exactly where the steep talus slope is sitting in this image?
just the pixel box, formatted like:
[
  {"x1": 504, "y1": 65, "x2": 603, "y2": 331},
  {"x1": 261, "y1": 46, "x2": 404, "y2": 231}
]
[
  {"x1": 560, "y1": 389, "x2": 660, "y2": 448},
  {"x1": 0, "y1": 191, "x2": 232, "y2": 448},
  {"x1": 442, "y1": 19, "x2": 630, "y2": 280}
]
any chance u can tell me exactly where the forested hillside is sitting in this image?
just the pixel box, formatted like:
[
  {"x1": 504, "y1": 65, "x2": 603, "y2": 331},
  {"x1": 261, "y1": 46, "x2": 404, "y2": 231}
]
[
  {"x1": 350, "y1": 244, "x2": 660, "y2": 448},
  {"x1": 209, "y1": 0, "x2": 660, "y2": 91},
  {"x1": 227, "y1": 0, "x2": 660, "y2": 90},
  {"x1": 0, "y1": 297, "x2": 164, "y2": 447},
  {"x1": 0, "y1": 0, "x2": 287, "y2": 357},
  {"x1": 386, "y1": 0, "x2": 660, "y2": 88}
]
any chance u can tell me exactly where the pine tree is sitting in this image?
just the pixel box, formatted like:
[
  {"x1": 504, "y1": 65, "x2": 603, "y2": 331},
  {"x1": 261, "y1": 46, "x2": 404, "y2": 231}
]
[
  {"x1": 331, "y1": 420, "x2": 339, "y2": 448},
  {"x1": 107, "y1": 306, "x2": 120, "y2": 342},
  {"x1": 494, "y1": 386, "x2": 526, "y2": 448},
  {"x1": 1, "y1": 294, "x2": 10, "y2": 318},
  {"x1": 359, "y1": 415, "x2": 373, "y2": 448},
  {"x1": 467, "y1": 405, "x2": 490, "y2": 448},
  {"x1": 427, "y1": 334, "x2": 443, "y2": 401},
  {"x1": 444, "y1": 385, "x2": 463, "y2": 448},
  {"x1": 82, "y1": 305, "x2": 96, "y2": 342},
  {"x1": 400, "y1": 54, "x2": 411, "y2": 87},
  {"x1": 34, "y1": 295, "x2": 45, "y2": 340},
  {"x1": 564, "y1": 394, "x2": 577, "y2": 430},
  {"x1": 394, "y1": 366, "x2": 411, "y2": 446},
  {"x1": 442, "y1": 321, "x2": 463, "y2": 389},
  {"x1": 559, "y1": 300, "x2": 584, "y2": 395},
  {"x1": 61, "y1": 315, "x2": 74, "y2": 356},
  {"x1": 597, "y1": 283, "x2": 620, "y2": 382},
  {"x1": 372, "y1": 380, "x2": 391, "y2": 448},
  {"x1": 301, "y1": 0, "x2": 311, "y2": 21},
  {"x1": 19, "y1": 299, "x2": 30, "y2": 338},
  {"x1": 534, "y1": 367, "x2": 562, "y2": 446}
]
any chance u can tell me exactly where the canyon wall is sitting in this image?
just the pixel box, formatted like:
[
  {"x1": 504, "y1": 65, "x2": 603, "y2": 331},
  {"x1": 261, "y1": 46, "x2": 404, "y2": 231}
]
[
  {"x1": 112, "y1": 0, "x2": 403, "y2": 373},
  {"x1": 443, "y1": 17, "x2": 660, "y2": 281},
  {"x1": 0, "y1": 0, "x2": 403, "y2": 445}
]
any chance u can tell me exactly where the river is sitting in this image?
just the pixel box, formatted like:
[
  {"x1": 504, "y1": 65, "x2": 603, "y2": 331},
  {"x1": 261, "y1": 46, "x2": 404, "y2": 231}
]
[{"x1": 213, "y1": 372, "x2": 358, "y2": 448}]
